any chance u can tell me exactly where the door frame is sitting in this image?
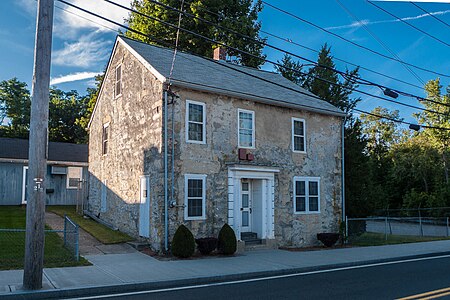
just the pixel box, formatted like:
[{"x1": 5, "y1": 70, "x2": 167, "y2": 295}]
[
  {"x1": 139, "y1": 175, "x2": 150, "y2": 238},
  {"x1": 228, "y1": 165, "x2": 278, "y2": 241},
  {"x1": 240, "y1": 179, "x2": 252, "y2": 232},
  {"x1": 21, "y1": 166, "x2": 28, "y2": 204}
]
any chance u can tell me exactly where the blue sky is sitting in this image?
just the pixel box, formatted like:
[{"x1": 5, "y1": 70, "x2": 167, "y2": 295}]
[{"x1": 1, "y1": 0, "x2": 449, "y2": 124}]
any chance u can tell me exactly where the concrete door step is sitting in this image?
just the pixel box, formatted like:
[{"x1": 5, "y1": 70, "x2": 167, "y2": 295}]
[{"x1": 127, "y1": 241, "x2": 150, "y2": 251}]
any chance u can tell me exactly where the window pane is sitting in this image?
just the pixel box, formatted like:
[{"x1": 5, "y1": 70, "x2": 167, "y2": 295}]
[
  {"x1": 188, "y1": 179, "x2": 203, "y2": 198},
  {"x1": 294, "y1": 120, "x2": 304, "y2": 136},
  {"x1": 189, "y1": 104, "x2": 203, "y2": 123},
  {"x1": 294, "y1": 136, "x2": 304, "y2": 152},
  {"x1": 242, "y1": 211, "x2": 249, "y2": 226},
  {"x1": 309, "y1": 197, "x2": 319, "y2": 211},
  {"x1": 68, "y1": 178, "x2": 79, "y2": 188},
  {"x1": 296, "y1": 196, "x2": 306, "y2": 212},
  {"x1": 295, "y1": 181, "x2": 305, "y2": 196},
  {"x1": 242, "y1": 182, "x2": 249, "y2": 191},
  {"x1": 188, "y1": 198, "x2": 203, "y2": 217},
  {"x1": 188, "y1": 123, "x2": 203, "y2": 141},
  {"x1": 309, "y1": 181, "x2": 318, "y2": 196},
  {"x1": 242, "y1": 194, "x2": 249, "y2": 208},
  {"x1": 239, "y1": 112, "x2": 253, "y2": 130},
  {"x1": 239, "y1": 129, "x2": 253, "y2": 147}
]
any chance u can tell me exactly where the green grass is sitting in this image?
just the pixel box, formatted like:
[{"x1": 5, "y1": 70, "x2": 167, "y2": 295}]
[
  {"x1": 0, "y1": 206, "x2": 90, "y2": 270},
  {"x1": 350, "y1": 232, "x2": 450, "y2": 247},
  {"x1": 47, "y1": 206, "x2": 133, "y2": 244}
]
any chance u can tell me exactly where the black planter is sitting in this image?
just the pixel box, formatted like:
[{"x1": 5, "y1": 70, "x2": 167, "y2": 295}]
[
  {"x1": 195, "y1": 237, "x2": 218, "y2": 255},
  {"x1": 317, "y1": 233, "x2": 340, "y2": 247}
]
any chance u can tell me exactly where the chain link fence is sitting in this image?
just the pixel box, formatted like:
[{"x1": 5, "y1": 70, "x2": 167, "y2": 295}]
[
  {"x1": 0, "y1": 215, "x2": 79, "y2": 270},
  {"x1": 346, "y1": 207, "x2": 450, "y2": 244}
]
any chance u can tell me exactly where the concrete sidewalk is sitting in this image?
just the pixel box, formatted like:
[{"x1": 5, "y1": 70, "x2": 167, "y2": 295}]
[{"x1": 2, "y1": 240, "x2": 450, "y2": 299}]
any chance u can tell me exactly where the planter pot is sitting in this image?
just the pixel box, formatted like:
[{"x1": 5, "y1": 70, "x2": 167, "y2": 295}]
[{"x1": 317, "y1": 233, "x2": 340, "y2": 247}]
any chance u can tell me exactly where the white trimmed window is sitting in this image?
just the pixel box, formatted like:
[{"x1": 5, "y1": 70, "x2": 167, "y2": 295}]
[
  {"x1": 238, "y1": 109, "x2": 255, "y2": 148},
  {"x1": 293, "y1": 177, "x2": 320, "y2": 214},
  {"x1": 102, "y1": 123, "x2": 109, "y2": 155},
  {"x1": 115, "y1": 64, "x2": 122, "y2": 98},
  {"x1": 184, "y1": 174, "x2": 206, "y2": 220},
  {"x1": 292, "y1": 118, "x2": 306, "y2": 153},
  {"x1": 186, "y1": 100, "x2": 206, "y2": 143},
  {"x1": 67, "y1": 167, "x2": 83, "y2": 189}
]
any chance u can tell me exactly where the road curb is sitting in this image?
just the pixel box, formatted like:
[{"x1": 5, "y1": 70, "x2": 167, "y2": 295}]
[{"x1": 3, "y1": 251, "x2": 450, "y2": 299}]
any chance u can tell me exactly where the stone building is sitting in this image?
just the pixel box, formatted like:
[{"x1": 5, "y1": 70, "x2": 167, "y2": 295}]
[{"x1": 88, "y1": 36, "x2": 345, "y2": 252}]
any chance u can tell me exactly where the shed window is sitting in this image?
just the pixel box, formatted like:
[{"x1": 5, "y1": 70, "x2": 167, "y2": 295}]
[
  {"x1": 102, "y1": 123, "x2": 109, "y2": 155},
  {"x1": 293, "y1": 177, "x2": 320, "y2": 214},
  {"x1": 186, "y1": 100, "x2": 206, "y2": 144},
  {"x1": 67, "y1": 167, "x2": 83, "y2": 189},
  {"x1": 292, "y1": 118, "x2": 306, "y2": 153},
  {"x1": 184, "y1": 174, "x2": 206, "y2": 220},
  {"x1": 238, "y1": 109, "x2": 255, "y2": 148},
  {"x1": 115, "y1": 64, "x2": 122, "y2": 98}
]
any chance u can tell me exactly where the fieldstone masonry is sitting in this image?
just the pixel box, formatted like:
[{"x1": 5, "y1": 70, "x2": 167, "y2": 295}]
[{"x1": 89, "y1": 41, "x2": 343, "y2": 252}]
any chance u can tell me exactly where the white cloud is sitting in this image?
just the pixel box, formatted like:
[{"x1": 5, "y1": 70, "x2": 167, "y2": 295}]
[
  {"x1": 52, "y1": 33, "x2": 112, "y2": 68},
  {"x1": 326, "y1": 9, "x2": 450, "y2": 30},
  {"x1": 50, "y1": 71, "x2": 101, "y2": 85}
]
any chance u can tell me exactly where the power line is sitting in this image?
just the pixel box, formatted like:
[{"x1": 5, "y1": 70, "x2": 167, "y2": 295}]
[
  {"x1": 56, "y1": 0, "x2": 450, "y2": 130},
  {"x1": 178, "y1": 0, "x2": 425, "y2": 90},
  {"x1": 410, "y1": 2, "x2": 450, "y2": 30},
  {"x1": 261, "y1": 0, "x2": 450, "y2": 79},
  {"x1": 368, "y1": 1, "x2": 450, "y2": 48},
  {"x1": 336, "y1": 0, "x2": 425, "y2": 85},
  {"x1": 103, "y1": 0, "x2": 450, "y2": 111}
]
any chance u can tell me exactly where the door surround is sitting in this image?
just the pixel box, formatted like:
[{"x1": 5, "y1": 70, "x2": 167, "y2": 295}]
[
  {"x1": 21, "y1": 166, "x2": 28, "y2": 204},
  {"x1": 227, "y1": 165, "x2": 279, "y2": 240}
]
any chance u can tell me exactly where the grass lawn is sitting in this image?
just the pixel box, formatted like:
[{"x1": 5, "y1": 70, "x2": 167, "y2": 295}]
[
  {"x1": 0, "y1": 206, "x2": 90, "y2": 270},
  {"x1": 350, "y1": 232, "x2": 450, "y2": 246},
  {"x1": 47, "y1": 206, "x2": 133, "y2": 244}
]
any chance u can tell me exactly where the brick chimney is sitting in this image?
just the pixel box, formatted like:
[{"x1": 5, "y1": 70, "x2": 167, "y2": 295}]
[{"x1": 213, "y1": 47, "x2": 227, "y2": 61}]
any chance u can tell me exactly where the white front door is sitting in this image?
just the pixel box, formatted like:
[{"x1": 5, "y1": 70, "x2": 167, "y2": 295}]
[
  {"x1": 241, "y1": 179, "x2": 252, "y2": 232},
  {"x1": 139, "y1": 176, "x2": 150, "y2": 238},
  {"x1": 21, "y1": 166, "x2": 28, "y2": 204}
]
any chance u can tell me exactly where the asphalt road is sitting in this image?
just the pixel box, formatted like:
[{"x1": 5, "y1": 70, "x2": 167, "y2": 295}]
[{"x1": 76, "y1": 256, "x2": 450, "y2": 300}]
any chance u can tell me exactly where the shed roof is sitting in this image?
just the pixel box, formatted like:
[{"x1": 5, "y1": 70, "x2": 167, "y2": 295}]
[
  {"x1": 0, "y1": 138, "x2": 88, "y2": 163},
  {"x1": 118, "y1": 36, "x2": 345, "y2": 117}
]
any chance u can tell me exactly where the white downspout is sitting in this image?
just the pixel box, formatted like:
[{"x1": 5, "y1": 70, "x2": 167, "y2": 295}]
[
  {"x1": 164, "y1": 90, "x2": 169, "y2": 252},
  {"x1": 341, "y1": 116, "x2": 346, "y2": 226}
]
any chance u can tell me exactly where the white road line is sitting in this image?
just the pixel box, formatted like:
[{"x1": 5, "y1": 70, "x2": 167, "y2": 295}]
[{"x1": 71, "y1": 254, "x2": 450, "y2": 299}]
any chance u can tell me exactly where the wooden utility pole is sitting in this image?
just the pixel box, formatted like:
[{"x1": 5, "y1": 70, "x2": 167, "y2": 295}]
[{"x1": 23, "y1": 0, "x2": 54, "y2": 290}]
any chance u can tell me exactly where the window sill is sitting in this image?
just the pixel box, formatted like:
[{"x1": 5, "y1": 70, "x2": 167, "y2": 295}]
[
  {"x1": 294, "y1": 211, "x2": 321, "y2": 215},
  {"x1": 292, "y1": 150, "x2": 307, "y2": 154},
  {"x1": 186, "y1": 140, "x2": 206, "y2": 145},
  {"x1": 185, "y1": 216, "x2": 206, "y2": 221}
]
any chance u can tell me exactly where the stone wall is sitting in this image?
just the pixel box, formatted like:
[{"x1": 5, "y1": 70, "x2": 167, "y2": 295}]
[
  {"x1": 166, "y1": 88, "x2": 343, "y2": 247},
  {"x1": 88, "y1": 42, "x2": 165, "y2": 250}
]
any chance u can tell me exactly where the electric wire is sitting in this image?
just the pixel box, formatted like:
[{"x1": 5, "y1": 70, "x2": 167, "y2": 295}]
[
  {"x1": 102, "y1": 0, "x2": 450, "y2": 110},
  {"x1": 368, "y1": 1, "x2": 450, "y2": 48},
  {"x1": 261, "y1": 0, "x2": 450, "y2": 79},
  {"x1": 410, "y1": 2, "x2": 450, "y2": 30},
  {"x1": 55, "y1": 0, "x2": 450, "y2": 130},
  {"x1": 336, "y1": 0, "x2": 425, "y2": 85}
]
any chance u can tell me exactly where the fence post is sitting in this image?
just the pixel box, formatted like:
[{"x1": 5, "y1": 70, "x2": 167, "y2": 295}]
[
  {"x1": 75, "y1": 224, "x2": 79, "y2": 261},
  {"x1": 63, "y1": 214, "x2": 67, "y2": 246},
  {"x1": 385, "y1": 216, "x2": 388, "y2": 241},
  {"x1": 419, "y1": 213, "x2": 423, "y2": 237},
  {"x1": 345, "y1": 216, "x2": 348, "y2": 244},
  {"x1": 447, "y1": 217, "x2": 449, "y2": 237}
]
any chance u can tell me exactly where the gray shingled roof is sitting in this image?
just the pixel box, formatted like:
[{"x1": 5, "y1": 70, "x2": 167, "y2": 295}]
[
  {"x1": 0, "y1": 138, "x2": 88, "y2": 163},
  {"x1": 119, "y1": 36, "x2": 345, "y2": 116}
]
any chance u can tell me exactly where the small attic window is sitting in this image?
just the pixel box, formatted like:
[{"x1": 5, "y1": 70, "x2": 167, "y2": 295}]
[{"x1": 115, "y1": 64, "x2": 122, "y2": 98}]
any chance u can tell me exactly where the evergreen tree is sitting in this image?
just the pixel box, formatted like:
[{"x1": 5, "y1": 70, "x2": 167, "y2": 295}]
[
  {"x1": 126, "y1": 0, "x2": 266, "y2": 67},
  {"x1": 275, "y1": 54, "x2": 304, "y2": 85}
]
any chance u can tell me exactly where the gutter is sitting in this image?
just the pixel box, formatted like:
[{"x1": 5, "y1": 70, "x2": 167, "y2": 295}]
[{"x1": 163, "y1": 90, "x2": 169, "y2": 252}]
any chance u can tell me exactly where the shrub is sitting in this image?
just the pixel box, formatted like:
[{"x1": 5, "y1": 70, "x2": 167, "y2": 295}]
[
  {"x1": 195, "y1": 237, "x2": 218, "y2": 255},
  {"x1": 171, "y1": 225, "x2": 195, "y2": 258},
  {"x1": 218, "y1": 224, "x2": 237, "y2": 255},
  {"x1": 317, "y1": 233, "x2": 340, "y2": 247}
]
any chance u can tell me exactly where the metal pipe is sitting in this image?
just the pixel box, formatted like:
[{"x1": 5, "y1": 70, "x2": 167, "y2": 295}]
[
  {"x1": 171, "y1": 94, "x2": 175, "y2": 209},
  {"x1": 341, "y1": 116, "x2": 346, "y2": 226},
  {"x1": 164, "y1": 90, "x2": 169, "y2": 252}
]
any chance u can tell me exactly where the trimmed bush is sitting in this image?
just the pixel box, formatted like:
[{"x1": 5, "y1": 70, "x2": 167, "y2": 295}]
[
  {"x1": 195, "y1": 237, "x2": 218, "y2": 255},
  {"x1": 317, "y1": 233, "x2": 340, "y2": 247},
  {"x1": 218, "y1": 224, "x2": 237, "y2": 255},
  {"x1": 171, "y1": 225, "x2": 195, "y2": 258}
]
